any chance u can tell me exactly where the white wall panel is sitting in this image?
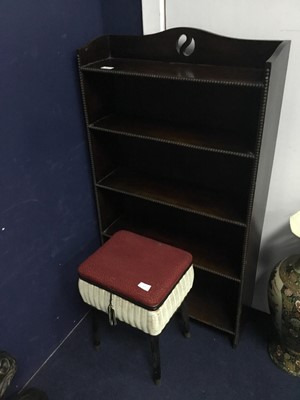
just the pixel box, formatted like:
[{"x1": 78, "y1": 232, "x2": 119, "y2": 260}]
[{"x1": 142, "y1": 0, "x2": 165, "y2": 34}]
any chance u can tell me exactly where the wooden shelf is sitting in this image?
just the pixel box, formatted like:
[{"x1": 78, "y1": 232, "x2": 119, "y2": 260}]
[
  {"x1": 81, "y1": 57, "x2": 265, "y2": 88},
  {"x1": 89, "y1": 113, "x2": 255, "y2": 158},
  {"x1": 102, "y1": 216, "x2": 242, "y2": 282},
  {"x1": 97, "y1": 168, "x2": 247, "y2": 227}
]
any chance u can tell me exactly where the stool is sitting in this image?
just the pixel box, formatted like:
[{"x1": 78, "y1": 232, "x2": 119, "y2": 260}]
[{"x1": 78, "y1": 230, "x2": 194, "y2": 384}]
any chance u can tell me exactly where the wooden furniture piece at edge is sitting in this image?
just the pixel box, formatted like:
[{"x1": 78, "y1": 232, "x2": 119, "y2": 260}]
[{"x1": 77, "y1": 28, "x2": 290, "y2": 346}]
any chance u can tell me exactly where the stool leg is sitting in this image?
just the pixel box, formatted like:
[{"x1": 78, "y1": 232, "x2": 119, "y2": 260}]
[
  {"x1": 92, "y1": 307, "x2": 101, "y2": 350},
  {"x1": 149, "y1": 335, "x2": 161, "y2": 385},
  {"x1": 179, "y1": 301, "x2": 191, "y2": 338}
]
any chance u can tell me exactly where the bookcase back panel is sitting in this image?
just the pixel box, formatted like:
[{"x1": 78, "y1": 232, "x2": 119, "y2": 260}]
[
  {"x1": 82, "y1": 73, "x2": 262, "y2": 154},
  {"x1": 189, "y1": 268, "x2": 239, "y2": 333},
  {"x1": 92, "y1": 133, "x2": 253, "y2": 220},
  {"x1": 82, "y1": 73, "x2": 115, "y2": 122},
  {"x1": 98, "y1": 190, "x2": 245, "y2": 279},
  {"x1": 114, "y1": 76, "x2": 261, "y2": 151}
]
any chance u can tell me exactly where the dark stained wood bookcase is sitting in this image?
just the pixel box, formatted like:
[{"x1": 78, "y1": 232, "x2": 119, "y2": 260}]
[{"x1": 77, "y1": 28, "x2": 290, "y2": 346}]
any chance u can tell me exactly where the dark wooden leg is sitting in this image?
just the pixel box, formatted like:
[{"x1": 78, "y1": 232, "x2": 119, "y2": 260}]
[
  {"x1": 149, "y1": 335, "x2": 161, "y2": 385},
  {"x1": 92, "y1": 307, "x2": 101, "y2": 350},
  {"x1": 179, "y1": 301, "x2": 190, "y2": 338}
]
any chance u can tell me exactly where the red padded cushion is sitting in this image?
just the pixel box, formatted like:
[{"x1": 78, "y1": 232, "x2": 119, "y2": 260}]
[{"x1": 78, "y1": 230, "x2": 192, "y2": 310}]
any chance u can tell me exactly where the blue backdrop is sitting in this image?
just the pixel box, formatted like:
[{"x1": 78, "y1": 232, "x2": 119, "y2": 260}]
[{"x1": 0, "y1": 0, "x2": 142, "y2": 390}]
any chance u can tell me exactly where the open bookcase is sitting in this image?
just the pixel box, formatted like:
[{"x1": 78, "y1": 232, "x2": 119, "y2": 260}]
[{"x1": 77, "y1": 28, "x2": 290, "y2": 346}]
